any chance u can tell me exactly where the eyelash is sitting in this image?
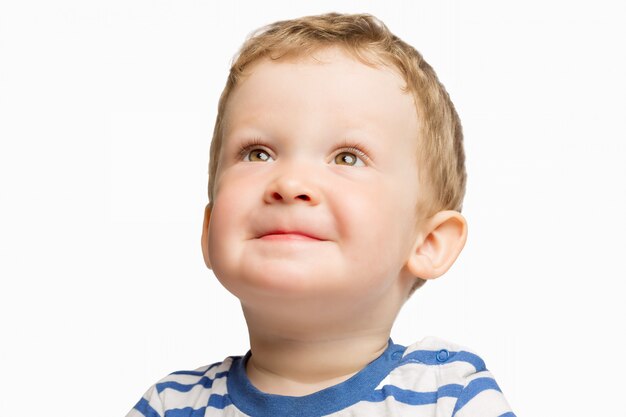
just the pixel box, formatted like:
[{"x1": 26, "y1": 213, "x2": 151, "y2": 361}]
[
  {"x1": 337, "y1": 142, "x2": 370, "y2": 164},
  {"x1": 237, "y1": 138, "x2": 372, "y2": 164},
  {"x1": 238, "y1": 137, "x2": 267, "y2": 160}
]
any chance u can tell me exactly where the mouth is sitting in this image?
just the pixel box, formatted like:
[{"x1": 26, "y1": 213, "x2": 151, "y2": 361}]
[{"x1": 258, "y1": 230, "x2": 324, "y2": 241}]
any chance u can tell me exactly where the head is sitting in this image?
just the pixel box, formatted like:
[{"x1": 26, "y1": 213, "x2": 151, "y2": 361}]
[{"x1": 201, "y1": 13, "x2": 467, "y2": 321}]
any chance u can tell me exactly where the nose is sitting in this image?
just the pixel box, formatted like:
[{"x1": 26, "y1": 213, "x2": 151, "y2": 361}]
[{"x1": 263, "y1": 167, "x2": 320, "y2": 205}]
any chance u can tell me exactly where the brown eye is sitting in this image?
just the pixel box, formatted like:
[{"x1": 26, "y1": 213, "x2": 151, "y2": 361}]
[
  {"x1": 246, "y1": 149, "x2": 272, "y2": 162},
  {"x1": 334, "y1": 151, "x2": 362, "y2": 166}
]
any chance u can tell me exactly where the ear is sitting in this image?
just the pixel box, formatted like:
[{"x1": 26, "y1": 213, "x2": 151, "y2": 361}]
[
  {"x1": 405, "y1": 210, "x2": 467, "y2": 280},
  {"x1": 201, "y1": 204, "x2": 212, "y2": 269}
]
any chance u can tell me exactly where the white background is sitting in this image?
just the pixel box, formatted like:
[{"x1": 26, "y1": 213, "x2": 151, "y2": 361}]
[{"x1": 1, "y1": 1, "x2": 625, "y2": 416}]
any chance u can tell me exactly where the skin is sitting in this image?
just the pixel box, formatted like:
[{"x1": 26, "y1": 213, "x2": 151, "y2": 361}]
[{"x1": 201, "y1": 47, "x2": 467, "y2": 396}]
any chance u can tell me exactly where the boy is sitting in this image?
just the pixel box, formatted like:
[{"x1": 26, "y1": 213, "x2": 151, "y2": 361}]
[{"x1": 128, "y1": 12, "x2": 515, "y2": 417}]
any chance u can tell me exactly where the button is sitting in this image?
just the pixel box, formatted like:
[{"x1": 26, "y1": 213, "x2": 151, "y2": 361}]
[
  {"x1": 391, "y1": 351, "x2": 403, "y2": 360},
  {"x1": 436, "y1": 349, "x2": 450, "y2": 362}
]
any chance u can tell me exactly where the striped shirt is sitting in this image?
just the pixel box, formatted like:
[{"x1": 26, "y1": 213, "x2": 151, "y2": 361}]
[{"x1": 127, "y1": 337, "x2": 515, "y2": 417}]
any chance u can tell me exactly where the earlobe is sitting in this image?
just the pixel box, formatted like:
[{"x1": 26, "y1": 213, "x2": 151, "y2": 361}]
[
  {"x1": 406, "y1": 210, "x2": 467, "y2": 280},
  {"x1": 201, "y1": 204, "x2": 212, "y2": 269}
]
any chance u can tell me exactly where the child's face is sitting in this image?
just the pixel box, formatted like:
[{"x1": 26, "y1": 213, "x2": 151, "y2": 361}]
[{"x1": 206, "y1": 47, "x2": 427, "y2": 309}]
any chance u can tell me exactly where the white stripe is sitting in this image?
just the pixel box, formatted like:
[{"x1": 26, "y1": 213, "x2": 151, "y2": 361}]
[{"x1": 455, "y1": 389, "x2": 513, "y2": 417}]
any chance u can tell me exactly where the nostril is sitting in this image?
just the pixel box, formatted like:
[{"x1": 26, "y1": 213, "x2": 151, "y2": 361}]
[
  {"x1": 272, "y1": 192, "x2": 283, "y2": 201},
  {"x1": 296, "y1": 194, "x2": 310, "y2": 201}
]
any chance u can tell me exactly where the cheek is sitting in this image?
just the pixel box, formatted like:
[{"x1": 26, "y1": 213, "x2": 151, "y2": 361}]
[
  {"x1": 213, "y1": 166, "x2": 260, "y2": 213},
  {"x1": 333, "y1": 180, "x2": 415, "y2": 267},
  {"x1": 340, "y1": 174, "x2": 417, "y2": 228},
  {"x1": 207, "y1": 184, "x2": 248, "y2": 265}
]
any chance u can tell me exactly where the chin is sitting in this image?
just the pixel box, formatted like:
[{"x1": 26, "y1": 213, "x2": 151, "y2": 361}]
[{"x1": 218, "y1": 267, "x2": 342, "y2": 301}]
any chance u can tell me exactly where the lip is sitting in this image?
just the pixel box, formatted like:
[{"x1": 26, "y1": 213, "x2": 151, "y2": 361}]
[{"x1": 258, "y1": 230, "x2": 324, "y2": 241}]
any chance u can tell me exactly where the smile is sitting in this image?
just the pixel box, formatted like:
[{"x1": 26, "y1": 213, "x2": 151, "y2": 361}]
[{"x1": 259, "y1": 232, "x2": 323, "y2": 241}]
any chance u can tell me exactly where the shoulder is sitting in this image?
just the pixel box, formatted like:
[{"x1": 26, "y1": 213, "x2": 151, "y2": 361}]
[
  {"x1": 386, "y1": 336, "x2": 486, "y2": 391},
  {"x1": 386, "y1": 337, "x2": 514, "y2": 417},
  {"x1": 403, "y1": 336, "x2": 487, "y2": 373},
  {"x1": 127, "y1": 357, "x2": 240, "y2": 417}
]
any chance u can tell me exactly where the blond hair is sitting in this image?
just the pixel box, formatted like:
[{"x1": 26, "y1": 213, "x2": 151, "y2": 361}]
[{"x1": 207, "y1": 13, "x2": 466, "y2": 290}]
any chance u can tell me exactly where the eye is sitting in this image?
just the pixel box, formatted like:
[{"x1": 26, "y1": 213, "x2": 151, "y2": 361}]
[
  {"x1": 333, "y1": 149, "x2": 366, "y2": 167},
  {"x1": 238, "y1": 138, "x2": 274, "y2": 162},
  {"x1": 245, "y1": 148, "x2": 273, "y2": 162}
]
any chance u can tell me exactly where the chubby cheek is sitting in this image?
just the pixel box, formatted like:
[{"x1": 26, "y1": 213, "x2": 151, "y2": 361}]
[
  {"x1": 211, "y1": 166, "x2": 261, "y2": 223},
  {"x1": 207, "y1": 202, "x2": 235, "y2": 280},
  {"x1": 207, "y1": 178, "x2": 251, "y2": 277},
  {"x1": 333, "y1": 179, "x2": 417, "y2": 277}
]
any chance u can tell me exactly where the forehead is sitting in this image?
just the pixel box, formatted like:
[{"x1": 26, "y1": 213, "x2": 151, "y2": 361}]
[{"x1": 222, "y1": 47, "x2": 419, "y2": 144}]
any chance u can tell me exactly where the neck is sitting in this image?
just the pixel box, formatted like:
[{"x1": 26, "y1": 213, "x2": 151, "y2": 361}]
[
  {"x1": 246, "y1": 331, "x2": 391, "y2": 396},
  {"x1": 241, "y1": 303, "x2": 396, "y2": 396}
]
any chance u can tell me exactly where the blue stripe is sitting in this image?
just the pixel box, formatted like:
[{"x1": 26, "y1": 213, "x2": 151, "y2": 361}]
[
  {"x1": 164, "y1": 407, "x2": 206, "y2": 417},
  {"x1": 453, "y1": 351, "x2": 486, "y2": 372},
  {"x1": 403, "y1": 350, "x2": 486, "y2": 372},
  {"x1": 134, "y1": 397, "x2": 161, "y2": 417},
  {"x1": 170, "y1": 362, "x2": 221, "y2": 377},
  {"x1": 207, "y1": 394, "x2": 233, "y2": 409},
  {"x1": 498, "y1": 413, "x2": 517, "y2": 417},
  {"x1": 162, "y1": 394, "x2": 232, "y2": 416},
  {"x1": 366, "y1": 383, "x2": 463, "y2": 405},
  {"x1": 437, "y1": 383, "x2": 464, "y2": 398},
  {"x1": 156, "y1": 371, "x2": 228, "y2": 393},
  {"x1": 452, "y1": 377, "x2": 502, "y2": 416}
]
